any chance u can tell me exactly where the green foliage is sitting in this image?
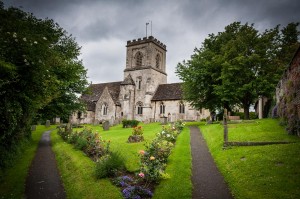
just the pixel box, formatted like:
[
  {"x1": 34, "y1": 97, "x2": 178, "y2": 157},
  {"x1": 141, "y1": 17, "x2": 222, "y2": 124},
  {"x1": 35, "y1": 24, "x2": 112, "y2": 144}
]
[
  {"x1": 128, "y1": 126, "x2": 144, "y2": 143},
  {"x1": 57, "y1": 127, "x2": 110, "y2": 161},
  {"x1": 0, "y1": 126, "x2": 54, "y2": 198},
  {"x1": 176, "y1": 22, "x2": 299, "y2": 119},
  {"x1": 232, "y1": 112, "x2": 258, "y2": 120},
  {"x1": 95, "y1": 152, "x2": 125, "y2": 179},
  {"x1": 51, "y1": 130, "x2": 123, "y2": 199},
  {"x1": 132, "y1": 126, "x2": 143, "y2": 136},
  {"x1": 0, "y1": 2, "x2": 88, "y2": 168},
  {"x1": 122, "y1": 119, "x2": 139, "y2": 128},
  {"x1": 139, "y1": 121, "x2": 185, "y2": 182},
  {"x1": 153, "y1": 127, "x2": 192, "y2": 199}
]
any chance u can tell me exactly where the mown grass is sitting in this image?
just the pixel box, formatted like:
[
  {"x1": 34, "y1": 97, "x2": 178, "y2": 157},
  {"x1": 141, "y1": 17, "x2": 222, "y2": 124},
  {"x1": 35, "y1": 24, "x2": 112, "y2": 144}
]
[
  {"x1": 83, "y1": 122, "x2": 162, "y2": 172},
  {"x1": 53, "y1": 122, "x2": 193, "y2": 198},
  {"x1": 51, "y1": 131, "x2": 122, "y2": 199},
  {"x1": 0, "y1": 125, "x2": 54, "y2": 199},
  {"x1": 200, "y1": 118, "x2": 300, "y2": 199},
  {"x1": 153, "y1": 127, "x2": 192, "y2": 199}
]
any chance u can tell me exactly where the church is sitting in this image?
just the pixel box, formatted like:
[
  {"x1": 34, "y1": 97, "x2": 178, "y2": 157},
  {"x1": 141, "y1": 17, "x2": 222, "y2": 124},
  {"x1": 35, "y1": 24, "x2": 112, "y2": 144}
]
[{"x1": 70, "y1": 36, "x2": 210, "y2": 125}]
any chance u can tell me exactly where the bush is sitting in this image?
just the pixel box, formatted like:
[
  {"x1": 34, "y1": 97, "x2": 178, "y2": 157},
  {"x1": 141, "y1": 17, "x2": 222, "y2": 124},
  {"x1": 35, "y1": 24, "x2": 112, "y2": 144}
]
[
  {"x1": 57, "y1": 127, "x2": 110, "y2": 161},
  {"x1": 128, "y1": 126, "x2": 144, "y2": 143},
  {"x1": 138, "y1": 121, "x2": 186, "y2": 182},
  {"x1": 122, "y1": 120, "x2": 139, "y2": 128},
  {"x1": 95, "y1": 152, "x2": 125, "y2": 179}
]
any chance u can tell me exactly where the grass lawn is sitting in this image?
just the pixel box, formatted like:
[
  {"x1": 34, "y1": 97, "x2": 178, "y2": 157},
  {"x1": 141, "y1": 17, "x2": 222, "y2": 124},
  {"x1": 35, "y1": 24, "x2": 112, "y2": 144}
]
[
  {"x1": 0, "y1": 125, "x2": 55, "y2": 199},
  {"x1": 52, "y1": 122, "x2": 192, "y2": 198},
  {"x1": 51, "y1": 130, "x2": 122, "y2": 199},
  {"x1": 200, "y1": 118, "x2": 300, "y2": 199},
  {"x1": 153, "y1": 127, "x2": 192, "y2": 199},
  {"x1": 93, "y1": 122, "x2": 162, "y2": 171}
]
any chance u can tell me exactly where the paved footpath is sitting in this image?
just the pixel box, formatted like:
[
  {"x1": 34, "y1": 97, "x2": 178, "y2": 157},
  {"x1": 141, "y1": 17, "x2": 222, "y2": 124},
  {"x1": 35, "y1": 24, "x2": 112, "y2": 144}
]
[
  {"x1": 25, "y1": 130, "x2": 66, "y2": 199},
  {"x1": 189, "y1": 126, "x2": 233, "y2": 199}
]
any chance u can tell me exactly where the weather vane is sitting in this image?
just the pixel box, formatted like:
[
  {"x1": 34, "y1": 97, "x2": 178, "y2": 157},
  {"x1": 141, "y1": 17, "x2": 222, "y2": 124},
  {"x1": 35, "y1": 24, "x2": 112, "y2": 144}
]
[{"x1": 146, "y1": 21, "x2": 152, "y2": 37}]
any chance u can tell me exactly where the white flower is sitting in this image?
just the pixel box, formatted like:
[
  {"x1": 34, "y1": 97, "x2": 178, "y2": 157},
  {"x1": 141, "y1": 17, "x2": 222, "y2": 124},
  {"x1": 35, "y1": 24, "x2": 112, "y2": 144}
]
[
  {"x1": 43, "y1": 37, "x2": 47, "y2": 40},
  {"x1": 23, "y1": 37, "x2": 27, "y2": 41},
  {"x1": 166, "y1": 134, "x2": 170, "y2": 137},
  {"x1": 161, "y1": 131, "x2": 165, "y2": 134},
  {"x1": 34, "y1": 41, "x2": 38, "y2": 44},
  {"x1": 13, "y1": 32, "x2": 17, "y2": 38},
  {"x1": 24, "y1": 59, "x2": 27, "y2": 62},
  {"x1": 15, "y1": 39, "x2": 18, "y2": 42}
]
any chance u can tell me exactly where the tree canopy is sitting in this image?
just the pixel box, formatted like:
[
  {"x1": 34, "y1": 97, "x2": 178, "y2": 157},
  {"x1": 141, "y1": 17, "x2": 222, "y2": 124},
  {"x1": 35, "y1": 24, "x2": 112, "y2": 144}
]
[
  {"x1": 0, "y1": 1, "x2": 88, "y2": 167},
  {"x1": 176, "y1": 22, "x2": 299, "y2": 119}
]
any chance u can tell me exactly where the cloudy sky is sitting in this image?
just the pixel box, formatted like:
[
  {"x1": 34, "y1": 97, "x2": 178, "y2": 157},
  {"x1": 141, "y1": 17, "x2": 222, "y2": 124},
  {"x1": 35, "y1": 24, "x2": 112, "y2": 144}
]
[{"x1": 2, "y1": 0, "x2": 300, "y2": 84}]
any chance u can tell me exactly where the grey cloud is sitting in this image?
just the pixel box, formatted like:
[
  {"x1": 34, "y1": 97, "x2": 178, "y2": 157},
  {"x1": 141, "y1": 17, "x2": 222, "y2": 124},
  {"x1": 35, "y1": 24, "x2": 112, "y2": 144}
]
[{"x1": 2, "y1": 0, "x2": 299, "y2": 84}]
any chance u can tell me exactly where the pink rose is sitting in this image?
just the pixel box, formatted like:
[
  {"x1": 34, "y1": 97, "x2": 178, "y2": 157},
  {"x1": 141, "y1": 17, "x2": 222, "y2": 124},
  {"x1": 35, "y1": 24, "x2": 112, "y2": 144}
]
[{"x1": 139, "y1": 172, "x2": 145, "y2": 178}]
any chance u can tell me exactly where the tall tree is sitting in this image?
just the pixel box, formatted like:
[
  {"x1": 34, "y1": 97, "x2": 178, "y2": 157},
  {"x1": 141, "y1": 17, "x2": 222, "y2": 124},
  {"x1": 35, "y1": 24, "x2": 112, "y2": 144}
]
[
  {"x1": 176, "y1": 22, "x2": 299, "y2": 119},
  {"x1": 0, "y1": 1, "x2": 88, "y2": 168}
]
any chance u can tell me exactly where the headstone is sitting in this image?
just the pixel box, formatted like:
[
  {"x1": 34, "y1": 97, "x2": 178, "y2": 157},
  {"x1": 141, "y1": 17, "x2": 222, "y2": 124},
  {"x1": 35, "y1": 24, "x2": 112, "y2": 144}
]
[
  {"x1": 65, "y1": 123, "x2": 72, "y2": 134},
  {"x1": 31, "y1": 125, "x2": 36, "y2": 131},
  {"x1": 223, "y1": 109, "x2": 228, "y2": 144},
  {"x1": 55, "y1": 117, "x2": 60, "y2": 124},
  {"x1": 103, "y1": 120, "x2": 110, "y2": 131},
  {"x1": 45, "y1": 120, "x2": 50, "y2": 127},
  {"x1": 161, "y1": 117, "x2": 168, "y2": 125}
]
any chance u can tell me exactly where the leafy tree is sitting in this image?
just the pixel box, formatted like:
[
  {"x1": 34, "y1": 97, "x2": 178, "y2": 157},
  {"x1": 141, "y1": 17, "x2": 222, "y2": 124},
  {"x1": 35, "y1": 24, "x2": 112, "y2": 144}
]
[
  {"x1": 0, "y1": 2, "x2": 88, "y2": 168},
  {"x1": 176, "y1": 22, "x2": 299, "y2": 119}
]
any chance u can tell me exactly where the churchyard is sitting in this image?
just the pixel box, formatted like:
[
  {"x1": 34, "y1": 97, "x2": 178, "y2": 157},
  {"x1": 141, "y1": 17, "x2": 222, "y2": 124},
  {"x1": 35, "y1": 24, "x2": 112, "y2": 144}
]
[{"x1": 1, "y1": 119, "x2": 299, "y2": 199}]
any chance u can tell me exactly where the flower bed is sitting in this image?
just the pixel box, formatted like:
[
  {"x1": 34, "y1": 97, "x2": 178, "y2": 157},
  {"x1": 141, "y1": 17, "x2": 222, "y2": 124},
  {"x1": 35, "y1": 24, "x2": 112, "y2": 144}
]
[
  {"x1": 57, "y1": 126, "x2": 110, "y2": 161},
  {"x1": 113, "y1": 120, "x2": 185, "y2": 198},
  {"x1": 128, "y1": 126, "x2": 144, "y2": 143}
]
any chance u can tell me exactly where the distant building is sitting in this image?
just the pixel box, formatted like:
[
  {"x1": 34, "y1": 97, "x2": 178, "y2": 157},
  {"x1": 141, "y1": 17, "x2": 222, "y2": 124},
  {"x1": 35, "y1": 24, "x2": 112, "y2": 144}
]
[{"x1": 70, "y1": 36, "x2": 210, "y2": 125}]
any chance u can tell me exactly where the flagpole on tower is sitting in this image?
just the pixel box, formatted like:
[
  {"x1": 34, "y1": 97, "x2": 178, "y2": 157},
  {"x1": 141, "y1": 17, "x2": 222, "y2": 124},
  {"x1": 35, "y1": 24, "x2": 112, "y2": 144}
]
[
  {"x1": 146, "y1": 22, "x2": 149, "y2": 37},
  {"x1": 150, "y1": 21, "x2": 152, "y2": 36}
]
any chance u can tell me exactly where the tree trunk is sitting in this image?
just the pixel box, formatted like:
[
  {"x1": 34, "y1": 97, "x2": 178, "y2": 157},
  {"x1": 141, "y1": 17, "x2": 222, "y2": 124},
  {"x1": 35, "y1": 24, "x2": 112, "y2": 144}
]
[{"x1": 243, "y1": 104, "x2": 250, "y2": 120}]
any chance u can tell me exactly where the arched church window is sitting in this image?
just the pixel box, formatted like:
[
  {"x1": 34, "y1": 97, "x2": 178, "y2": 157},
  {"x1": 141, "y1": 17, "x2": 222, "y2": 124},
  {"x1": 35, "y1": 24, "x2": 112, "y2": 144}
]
[
  {"x1": 179, "y1": 102, "x2": 185, "y2": 114},
  {"x1": 160, "y1": 102, "x2": 165, "y2": 114},
  {"x1": 156, "y1": 54, "x2": 161, "y2": 69},
  {"x1": 135, "y1": 51, "x2": 143, "y2": 67},
  {"x1": 137, "y1": 101, "x2": 143, "y2": 115},
  {"x1": 102, "y1": 103, "x2": 108, "y2": 115},
  {"x1": 77, "y1": 111, "x2": 82, "y2": 119},
  {"x1": 137, "y1": 77, "x2": 142, "y2": 90}
]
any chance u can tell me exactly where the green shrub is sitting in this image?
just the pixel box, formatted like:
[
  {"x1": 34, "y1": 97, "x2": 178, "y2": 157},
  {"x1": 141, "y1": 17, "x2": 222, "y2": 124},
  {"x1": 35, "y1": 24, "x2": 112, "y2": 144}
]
[
  {"x1": 95, "y1": 152, "x2": 125, "y2": 179},
  {"x1": 75, "y1": 136, "x2": 88, "y2": 150},
  {"x1": 122, "y1": 119, "x2": 139, "y2": 128},
  {"x1": 232, "y1": 112, "x2": 258, "y2": 120},
  {"x1": 57, "y1": 127, "x2": 110, "y2": 161}
]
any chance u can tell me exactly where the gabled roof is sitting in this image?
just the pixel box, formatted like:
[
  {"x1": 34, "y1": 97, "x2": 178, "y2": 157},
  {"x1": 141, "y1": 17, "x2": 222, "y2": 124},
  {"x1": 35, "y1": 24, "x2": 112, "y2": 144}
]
[
  {"x1": 81, "y1": 82, "x2": 121, "y2": 110},
  {"x1": 121, "y1": 74, "x2": 135, "y2": 85},
  {"x1": 152, "y1": 83, "x2": 183, "y2": 101}
]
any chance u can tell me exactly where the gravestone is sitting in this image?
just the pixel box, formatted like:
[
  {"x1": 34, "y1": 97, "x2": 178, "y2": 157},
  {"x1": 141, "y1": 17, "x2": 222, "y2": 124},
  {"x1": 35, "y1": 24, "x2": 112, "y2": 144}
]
[
  {"x1": 102, "y1": 120, "x2": 110, "y2": 131},
  {"x1": 161, "y1": 117, "x2": 168, "y2": 125},
  {"x1": 45, "y1": 120, "x2": 50, "y2": 127},
  {"x1": 31, "y1": 125, "x2": 36, "y2": 131},
  {"x1": 223, "y1": 108, "x2": 228, "y2": 145}
]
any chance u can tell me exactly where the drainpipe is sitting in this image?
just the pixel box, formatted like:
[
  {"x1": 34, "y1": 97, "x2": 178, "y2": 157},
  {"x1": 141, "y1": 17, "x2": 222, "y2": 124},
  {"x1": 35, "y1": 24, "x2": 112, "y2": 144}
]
[{"x1": 154, "y1": 101, "x2": 156, "y2": 121}]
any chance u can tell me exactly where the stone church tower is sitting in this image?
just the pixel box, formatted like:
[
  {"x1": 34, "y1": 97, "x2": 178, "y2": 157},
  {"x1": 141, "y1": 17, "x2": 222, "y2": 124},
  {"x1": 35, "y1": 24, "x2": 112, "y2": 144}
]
[
  {"x1": 119, "y1": 36, "x2": 167, "y2": 121},
  {"x1": 70, "y1": 35, "x2": 210, "y2": 125}
]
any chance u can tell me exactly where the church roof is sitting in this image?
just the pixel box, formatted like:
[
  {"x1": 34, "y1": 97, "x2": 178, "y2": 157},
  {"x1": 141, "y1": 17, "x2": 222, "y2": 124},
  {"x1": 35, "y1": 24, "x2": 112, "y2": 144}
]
[
  {"x1": 81, "y1": 82, "x2": 121, "y2": 110},
  {"x1": 152, "y1": 83, "x2": 183, "y2": 101},
  {"x1": 121, "y1": 74, "x2": 135, "y2": 85}
]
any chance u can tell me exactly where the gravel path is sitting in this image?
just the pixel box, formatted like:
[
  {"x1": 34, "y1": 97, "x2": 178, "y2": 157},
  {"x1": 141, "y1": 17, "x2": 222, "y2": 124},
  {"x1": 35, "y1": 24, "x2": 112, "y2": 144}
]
[
  {"x1": 25, "y1": 130, "x2": 66, "y2": 199},
  {"x1": 189, "y1": 126, "x2": 233, "y2": 199}
]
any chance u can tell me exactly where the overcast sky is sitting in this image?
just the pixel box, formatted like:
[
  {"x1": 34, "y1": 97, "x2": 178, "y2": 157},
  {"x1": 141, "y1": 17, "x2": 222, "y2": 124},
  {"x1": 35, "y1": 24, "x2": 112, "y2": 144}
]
[{"x1": 2, "y1": 0, "x2": 300, "y2": 84}]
